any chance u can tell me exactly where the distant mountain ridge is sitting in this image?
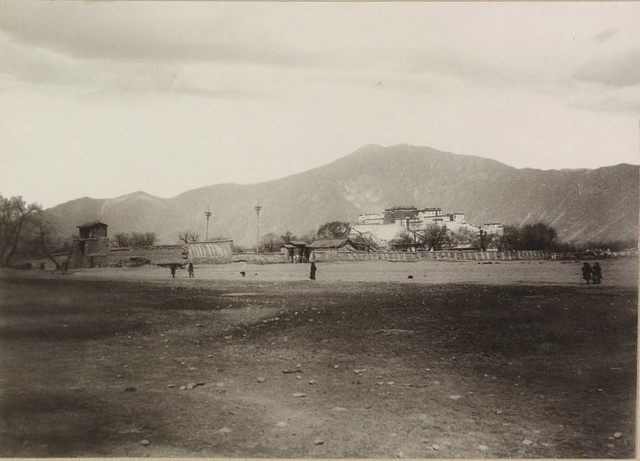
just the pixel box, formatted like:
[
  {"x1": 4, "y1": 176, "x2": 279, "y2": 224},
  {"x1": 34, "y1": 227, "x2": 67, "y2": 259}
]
[{"x1": 45, "y1": 144, "x2": 639, "y2": 246}]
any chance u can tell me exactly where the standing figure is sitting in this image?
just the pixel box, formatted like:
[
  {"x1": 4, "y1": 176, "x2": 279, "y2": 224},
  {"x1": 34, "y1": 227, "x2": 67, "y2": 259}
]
[
  {"x1": 188, "y1": 263, "x2": 194, "y2": 278},
  {"x1": 170, "y1": 265, "x2": 177, "y2": 278},
  {"x1": 309, "y1": 262, "x2": 317, "y2": 280},
  {"x1": 592, "y1": 263, "x2": 603, "y2": 284},
  {"x1": 581, "y1": 262, "x2": 592, "y2": 284}
]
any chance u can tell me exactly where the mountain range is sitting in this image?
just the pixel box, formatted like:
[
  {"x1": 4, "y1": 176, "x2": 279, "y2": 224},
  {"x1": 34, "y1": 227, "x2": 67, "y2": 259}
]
[{"x1": 44, "y1": 144, "x2": 639, "y2": 247}]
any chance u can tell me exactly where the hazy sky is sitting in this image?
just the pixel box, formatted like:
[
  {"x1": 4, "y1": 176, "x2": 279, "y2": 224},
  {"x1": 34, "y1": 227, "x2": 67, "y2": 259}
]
[{"x1": 1, "y1": 2, "x2": 639, "y2": 208}]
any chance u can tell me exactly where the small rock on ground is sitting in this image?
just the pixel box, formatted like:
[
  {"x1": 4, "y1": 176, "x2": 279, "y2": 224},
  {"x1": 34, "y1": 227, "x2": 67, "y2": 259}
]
[
  {"x1": 478, "y1": 445, "x2": 489, "y2": 451},
  {"x1": 257, "y1": 377, "x2": 266, "y2": 383},
  {"x1": 218, "y1": 427, "x2": 232, "y2": 434},
  {"x1": 140, "y1": 439, "x2": 150, "y2": 446},
  {"x1": 314, "y1": 438, "x2": 324, "y2": 445},
  {"x1": 293, "y1": 393, "x2": 307, "y2": 398},
  {"x1": 522, "y1": 439, "x2": 533, "y2": 445}
]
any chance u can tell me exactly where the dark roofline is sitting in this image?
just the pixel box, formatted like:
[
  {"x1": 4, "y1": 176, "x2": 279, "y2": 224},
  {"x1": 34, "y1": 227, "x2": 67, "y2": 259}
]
[{"x1": 77, "y1": 221, "x2": 108, "y2": 229}]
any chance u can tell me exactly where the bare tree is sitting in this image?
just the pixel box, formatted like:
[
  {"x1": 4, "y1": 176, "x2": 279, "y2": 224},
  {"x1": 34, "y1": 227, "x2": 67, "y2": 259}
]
[
  {"x1": 178, "y1": 231, "x2": 199, "y2": 244},
  {"x1": 280, "y1": 231, "x2": 296, "y2": 244},
  {"x1": 30, "y1": 217, "x2": 71, "y2": 272},
  {"x1": 316, "y1": 221, "x2": 350, "y2": 240},
  {"x1": 261, "y1": 233, "x2": 284, "y2": 252},
  {"x1": 0, "y1": 194, "x2": 41, "y2": 267},
  {"x1": 114, "y1": 232, "x2": 131, "y2": 248},
  {"x1": 130, "y1": 232, "x2": 157, "y2": 247},
  {"x1": 349, "y1": 228, "x2": 379, "y2": 252},
  {"x1": 115, "y1": 232, "x2": 157, "y2": 248},
  {"x1": 424, "y1": 224, "x2": 450, "y2": 251}
]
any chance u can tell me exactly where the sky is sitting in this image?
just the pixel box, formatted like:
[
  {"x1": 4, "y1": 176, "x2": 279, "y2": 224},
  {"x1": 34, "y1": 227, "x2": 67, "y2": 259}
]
[{"x1": 1, "y1": 2, "x2": 639, "y2": 208}]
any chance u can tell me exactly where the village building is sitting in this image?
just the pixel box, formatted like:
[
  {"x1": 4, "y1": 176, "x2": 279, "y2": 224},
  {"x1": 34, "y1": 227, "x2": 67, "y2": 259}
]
[
  {"x1": 71, "y1": 221, "x2": 109, "y2": 268},
  {"x1": 70, "y1": 220, "x2": 233, "y2": 268},
  {"x1": 307, "y1": 238, "x2": 361, "y2": 261},
  {"x1": 282, "y1": 240, "x2": 309, "y2": 262}
]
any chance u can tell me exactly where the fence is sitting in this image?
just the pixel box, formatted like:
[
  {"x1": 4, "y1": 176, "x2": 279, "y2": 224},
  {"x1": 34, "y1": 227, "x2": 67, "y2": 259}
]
[{"x1": 231, "y1": 250, "x2": 546, "y2": 264}]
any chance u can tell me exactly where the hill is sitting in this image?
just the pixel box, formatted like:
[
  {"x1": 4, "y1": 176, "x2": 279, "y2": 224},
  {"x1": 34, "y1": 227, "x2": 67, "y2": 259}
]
[{"x1": 44, "y1": 144, "x2": 639, "y2": 247}]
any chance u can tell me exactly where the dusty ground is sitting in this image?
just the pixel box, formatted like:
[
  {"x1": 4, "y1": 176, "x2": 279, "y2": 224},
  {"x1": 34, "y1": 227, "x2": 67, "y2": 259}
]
[{"x1": 0, "y1": 258, "x2": 637, "y2": 458}]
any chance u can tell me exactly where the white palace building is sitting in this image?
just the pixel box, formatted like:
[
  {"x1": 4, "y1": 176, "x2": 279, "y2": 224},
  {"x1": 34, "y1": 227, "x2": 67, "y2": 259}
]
[{"x1": 349, "y1": 205, "x2": 502, "y2": 248}]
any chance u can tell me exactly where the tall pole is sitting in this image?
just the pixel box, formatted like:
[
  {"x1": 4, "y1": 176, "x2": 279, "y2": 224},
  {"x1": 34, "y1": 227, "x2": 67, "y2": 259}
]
[
  {"x1": 204, "y1": 208, "x2": 212, "y2": 242},
  {"x1": 254, "y1": 201, "x2": 262, "y2": 253}
]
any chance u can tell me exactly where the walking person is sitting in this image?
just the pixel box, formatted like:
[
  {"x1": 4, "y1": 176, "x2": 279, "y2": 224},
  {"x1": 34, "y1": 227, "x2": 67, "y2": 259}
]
[
  {"x1": 581, "y1": 262, "x2": 593, "y2": 284},
  {"x1": 188, "y1": 262, "x2": 194, "y2": 278},
  {"x1": 170, "y1": 265, "x2": 177, "y2": 278},
  {"x1": 592, "y1": 262, "x2": 603, "y2": 284},
  {"x1": 309, "y1": 262, "x2": 317, "y2": 280}
]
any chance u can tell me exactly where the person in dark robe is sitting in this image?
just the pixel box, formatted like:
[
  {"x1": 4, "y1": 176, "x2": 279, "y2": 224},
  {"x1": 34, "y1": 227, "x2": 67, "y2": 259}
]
[
  {"x1": 592, "y1": 263, "x2": 603, "y2": 284},
  {"x1": 170, "y1": 265, "x2": 177, "y2": 278},
  {"x1": 188, "y1": 263, "x2": 194, "y2": 278},
  {"x1": 309, "y1": 262, "x2": 317, "y2": 280},
  {"x1": 581, "y1": 262, "x2": 592, "y2": 284}
]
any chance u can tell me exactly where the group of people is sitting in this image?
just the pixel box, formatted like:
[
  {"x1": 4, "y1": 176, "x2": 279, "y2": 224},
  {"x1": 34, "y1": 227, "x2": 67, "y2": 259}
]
[
  {"x1": 169, "y1": 262, "x2": 195, "y2": 278},
  {"x1": 581, "y1": 262, "x2": 603, "y2": 284}
]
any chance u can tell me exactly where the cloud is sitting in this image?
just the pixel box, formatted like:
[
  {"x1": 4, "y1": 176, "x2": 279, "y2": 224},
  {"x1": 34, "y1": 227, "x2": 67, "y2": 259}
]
[
  {"x1": 594, "y1": 28, "x2": 620, "y2": 42},
  {"x1": 565, "y1": 81, "x2": 640, "y2": 114},
  {"x1": 0, "y1": 31, "x2": 273, "y2": 100},
  {"x1": 0, "y1": 2, "x2": 308, "y2": 67},
  {"x1": 573, "y1": 45, "x2": 640, "y2": 88}
]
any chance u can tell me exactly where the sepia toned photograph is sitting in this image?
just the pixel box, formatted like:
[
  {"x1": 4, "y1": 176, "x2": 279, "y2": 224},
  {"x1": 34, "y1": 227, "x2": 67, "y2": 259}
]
[{"x1": 0, "y1": 1, "x2": 638, "y2": 458}]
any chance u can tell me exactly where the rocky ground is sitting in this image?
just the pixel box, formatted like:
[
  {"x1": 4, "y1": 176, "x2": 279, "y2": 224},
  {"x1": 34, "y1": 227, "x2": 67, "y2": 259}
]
[{"x1": 0, "y1": 258, "x2": 637, "y2": 458}]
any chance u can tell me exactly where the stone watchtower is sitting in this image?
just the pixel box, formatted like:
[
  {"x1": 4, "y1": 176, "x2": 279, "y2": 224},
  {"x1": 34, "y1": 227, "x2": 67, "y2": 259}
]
[{"x1": 71, "y1": 221, "x2": 109, "y2": 268}]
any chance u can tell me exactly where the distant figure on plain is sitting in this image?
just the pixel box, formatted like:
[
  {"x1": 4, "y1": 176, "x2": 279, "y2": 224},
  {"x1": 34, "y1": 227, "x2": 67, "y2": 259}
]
[
  {"x1": 170, "y1": 265, "x2": 177, "y2": 278},
  {"x1": 581, "y1": 262, "x2": 593, "y2": 284},
  {"x1": 309, "y1": 262, "x2": 317, "y2": 280},
  {"x1": 188, "y1": 263, "x2": 194, "y2": 278},
  {"x1": 592, "y1": 263, "x2": 603, "y2": 284}
]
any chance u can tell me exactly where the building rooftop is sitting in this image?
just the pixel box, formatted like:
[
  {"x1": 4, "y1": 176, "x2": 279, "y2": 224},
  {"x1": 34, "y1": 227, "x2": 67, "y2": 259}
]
[
  {"x1": 76, "y1": 220, "x2": 108, "y2": 229},
  {"x1": 307, "y1": 238, "x2": 350, "y2": 248}
]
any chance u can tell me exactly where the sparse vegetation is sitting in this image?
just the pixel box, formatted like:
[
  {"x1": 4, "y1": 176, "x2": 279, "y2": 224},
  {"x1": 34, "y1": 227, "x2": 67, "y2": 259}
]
[
  {"x1": 113, "y1": 232, "x2": 157, "y2": 248},
  {"x1": 316, "y1": 221, "x2": 350, "y2": 240},
  {"x1": 178, "y1": 231, "x2": 199, "y2": 244}
]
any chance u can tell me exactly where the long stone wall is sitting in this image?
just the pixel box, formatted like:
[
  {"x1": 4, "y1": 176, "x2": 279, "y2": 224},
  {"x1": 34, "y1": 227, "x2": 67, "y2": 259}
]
[
  {"x1": 232, "y1": 252, "x2": 288, "y2": 264},
  {"x1": 311, "y1": 250, "x2": 546, "y2": 263},
  {"x1": 106, "y1": 245, "x2": 187, "y2": 266},
  {"x1": 232, "y1": 250, "x2": 547, "y2": 264}
]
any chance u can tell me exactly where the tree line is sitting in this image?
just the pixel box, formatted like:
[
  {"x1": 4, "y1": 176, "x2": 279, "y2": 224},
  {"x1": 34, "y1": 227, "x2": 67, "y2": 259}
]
[
  {"x1": 257, "y1": 221, "x2": 591, "y2": 253},
  {"x1": 1, "y1": 194, "x2": 633, "y2": 268}
]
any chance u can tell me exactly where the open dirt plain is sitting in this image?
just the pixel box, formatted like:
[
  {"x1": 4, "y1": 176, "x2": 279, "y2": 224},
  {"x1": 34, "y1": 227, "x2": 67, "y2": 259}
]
[{"x1": 0, "y1": 258, "x2": 637, "y2": 458}]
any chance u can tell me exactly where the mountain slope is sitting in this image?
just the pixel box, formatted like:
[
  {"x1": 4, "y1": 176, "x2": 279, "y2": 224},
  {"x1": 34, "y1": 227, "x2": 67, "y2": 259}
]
[{"x1": 45, "y1": 145, "x2": 639, "y2": 246}]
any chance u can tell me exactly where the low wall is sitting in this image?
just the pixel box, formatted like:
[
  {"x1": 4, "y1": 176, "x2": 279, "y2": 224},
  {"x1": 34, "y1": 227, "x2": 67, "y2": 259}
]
[
  {"x1": 106, "y1": 245, "x2": 187, "y2": 266},
  {"x1": 312, "y1": 250, "x2": 546, "y2": 263},
  {"x1": 232, "y1": 250, "x2": 547, "y2": 264},
  {"x1": 232, "y1": 252, "x2": 288, "y2": 264}
]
